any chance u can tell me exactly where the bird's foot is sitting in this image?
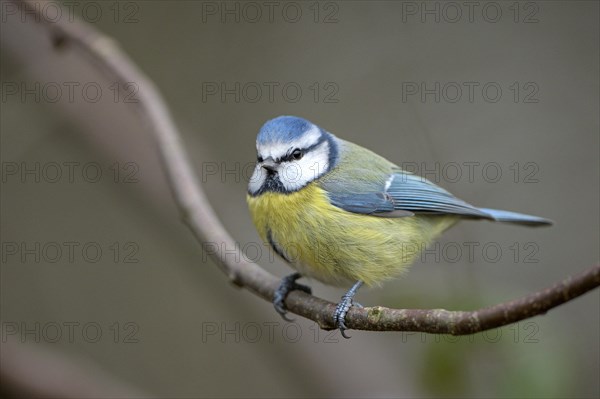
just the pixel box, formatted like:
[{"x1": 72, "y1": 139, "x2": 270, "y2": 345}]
[
  {"x1": 333, "y1": 281, "x2": 364, "y2": 339},
  {"x1": 273, "y1": 273, "x2": 312, "y2": 321}
]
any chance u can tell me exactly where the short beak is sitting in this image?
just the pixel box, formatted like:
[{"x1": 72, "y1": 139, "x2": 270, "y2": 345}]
[{"x1": 261, "y1": 157, "x2": 277, "y2": 172}]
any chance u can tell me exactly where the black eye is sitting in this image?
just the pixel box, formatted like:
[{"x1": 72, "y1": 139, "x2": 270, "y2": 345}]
[
  {"x1": 292, "y1": 149, "x2": 303, "y2": 160},
  {"x1": 257, "y1": 155, "x2": 263, "y2": 162}
]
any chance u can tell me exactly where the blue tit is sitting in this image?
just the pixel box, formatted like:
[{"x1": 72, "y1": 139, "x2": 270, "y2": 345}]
[{"x1": 246, "y1": 115, "x2": 552, "y2": 338}]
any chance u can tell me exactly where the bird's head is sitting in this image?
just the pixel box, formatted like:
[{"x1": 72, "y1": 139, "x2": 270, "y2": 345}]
[{"x1": 248, "y1": 116, "x2": 339, "y2": 195}]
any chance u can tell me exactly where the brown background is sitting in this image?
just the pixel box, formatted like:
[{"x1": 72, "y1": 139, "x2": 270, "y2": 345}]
[{"x1": 1, "y1": 1, "x2": 598, "y2": 397}]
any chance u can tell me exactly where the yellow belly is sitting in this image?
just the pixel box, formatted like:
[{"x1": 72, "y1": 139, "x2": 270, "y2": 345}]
[{"x1": 247, "y1": 183, "x2": 458, "y2": 287}]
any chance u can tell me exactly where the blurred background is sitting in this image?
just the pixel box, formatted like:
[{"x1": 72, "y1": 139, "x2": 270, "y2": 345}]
[{"x1": 1, "y1": 0, "x2": 598, "y2": 397}]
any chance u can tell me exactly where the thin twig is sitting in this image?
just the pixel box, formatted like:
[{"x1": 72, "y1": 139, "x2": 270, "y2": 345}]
[{"x1": 15, "y1": 0, "x2": 599, "y2": 334}]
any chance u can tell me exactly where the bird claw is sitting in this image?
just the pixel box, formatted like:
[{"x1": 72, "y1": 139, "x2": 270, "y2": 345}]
[
  {"x1": 273, "y1": 273, "x2": 312, "y2": 321},
  {"x1": 333, "y1": 298, "x2": 353, "y2": 338},
  {"x1": 332, "y1": 281, "x2": 364, "y2": 339}
]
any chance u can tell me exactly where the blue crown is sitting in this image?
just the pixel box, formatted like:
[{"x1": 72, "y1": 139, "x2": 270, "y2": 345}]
[{"x1": 257, "y1": 116, "x2": 314, "y2": 144}]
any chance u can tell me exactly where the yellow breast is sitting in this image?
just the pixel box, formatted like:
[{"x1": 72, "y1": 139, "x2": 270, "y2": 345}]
[{"x1": 247, "y1": 183, "x2": 457, "y2": 287}]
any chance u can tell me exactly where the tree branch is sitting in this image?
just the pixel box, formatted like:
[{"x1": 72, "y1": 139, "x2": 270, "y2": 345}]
[{"x1": 15, "y1": 0, "x2": 599, "y2": 334}]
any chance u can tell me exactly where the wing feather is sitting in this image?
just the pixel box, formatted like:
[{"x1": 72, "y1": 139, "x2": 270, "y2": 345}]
[{"x1": 325, "y1": 171, "x2": 491, "y2": 219}]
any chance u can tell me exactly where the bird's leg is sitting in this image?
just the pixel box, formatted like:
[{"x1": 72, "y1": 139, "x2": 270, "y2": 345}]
[
  {"x1": 273, "y1": 272, "x2": 312, "y2": 321},
  {"x1": 333, "y1": 280, "x2": 364, "y2": 339}
]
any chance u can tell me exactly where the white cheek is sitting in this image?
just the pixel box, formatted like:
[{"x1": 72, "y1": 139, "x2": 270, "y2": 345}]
[
  {"x1": 301, "y1": 149, "x2": 330, "y2": 177},
  {"x1": 278, "y1": 144, "x2": 330, "y2": 191},
  {"x1": 277, "y1": 162, "x2": 307, "y2": 191},
  {"x1": 248, "y1": 164, "x2": 266, "y2": 194}
]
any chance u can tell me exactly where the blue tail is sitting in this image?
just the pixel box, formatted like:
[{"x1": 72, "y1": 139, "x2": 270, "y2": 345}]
[{"x1": 478, "y1": 208, "x2": 553, "y2": 226}]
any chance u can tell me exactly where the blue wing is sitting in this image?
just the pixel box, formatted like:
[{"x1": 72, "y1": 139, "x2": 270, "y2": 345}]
[
  {"x1": 328, "y1": 192, "x2": 414, "y2": 217},
  {"x1": 326, "y1": 171, "x2": 490, "y2": 219},
  {"x1": 384, "y1": 173, "x2": 491, "y2": 218},
  {"x1": 319, "y1": 139, "x2": 551, "y2": 225},
  {"x1": 477, "y1": 208, "x2": 552, "y2": 225},
  {"x1": 325, "y1": 171, "x2": 552, "y2": 226}
]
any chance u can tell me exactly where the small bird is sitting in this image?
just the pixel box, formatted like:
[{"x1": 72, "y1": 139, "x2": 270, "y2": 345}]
[{"x1": 246, "y1": 116, "x2": 552, "y2": 338}]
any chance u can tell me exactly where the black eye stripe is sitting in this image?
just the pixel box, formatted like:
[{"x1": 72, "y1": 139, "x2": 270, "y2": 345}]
[
  {"x1": 282, "y1": 135, "x2": 328, "y2": 162},
  {"x1": 281, "y1": 148, "x2": 303, "y2": 161},
  {"x1": 260, "y1": 134, "x2": 329, "y2": 164}
]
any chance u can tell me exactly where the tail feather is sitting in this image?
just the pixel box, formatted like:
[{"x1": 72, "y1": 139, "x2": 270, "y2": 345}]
[{"x1": 478, "y1": 208, "x2": 553, "y2": 226}]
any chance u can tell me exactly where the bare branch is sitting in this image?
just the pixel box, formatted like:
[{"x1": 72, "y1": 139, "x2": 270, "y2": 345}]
[{"x1": 14, "y1": 0, "x2": 599, "y2": 335}]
